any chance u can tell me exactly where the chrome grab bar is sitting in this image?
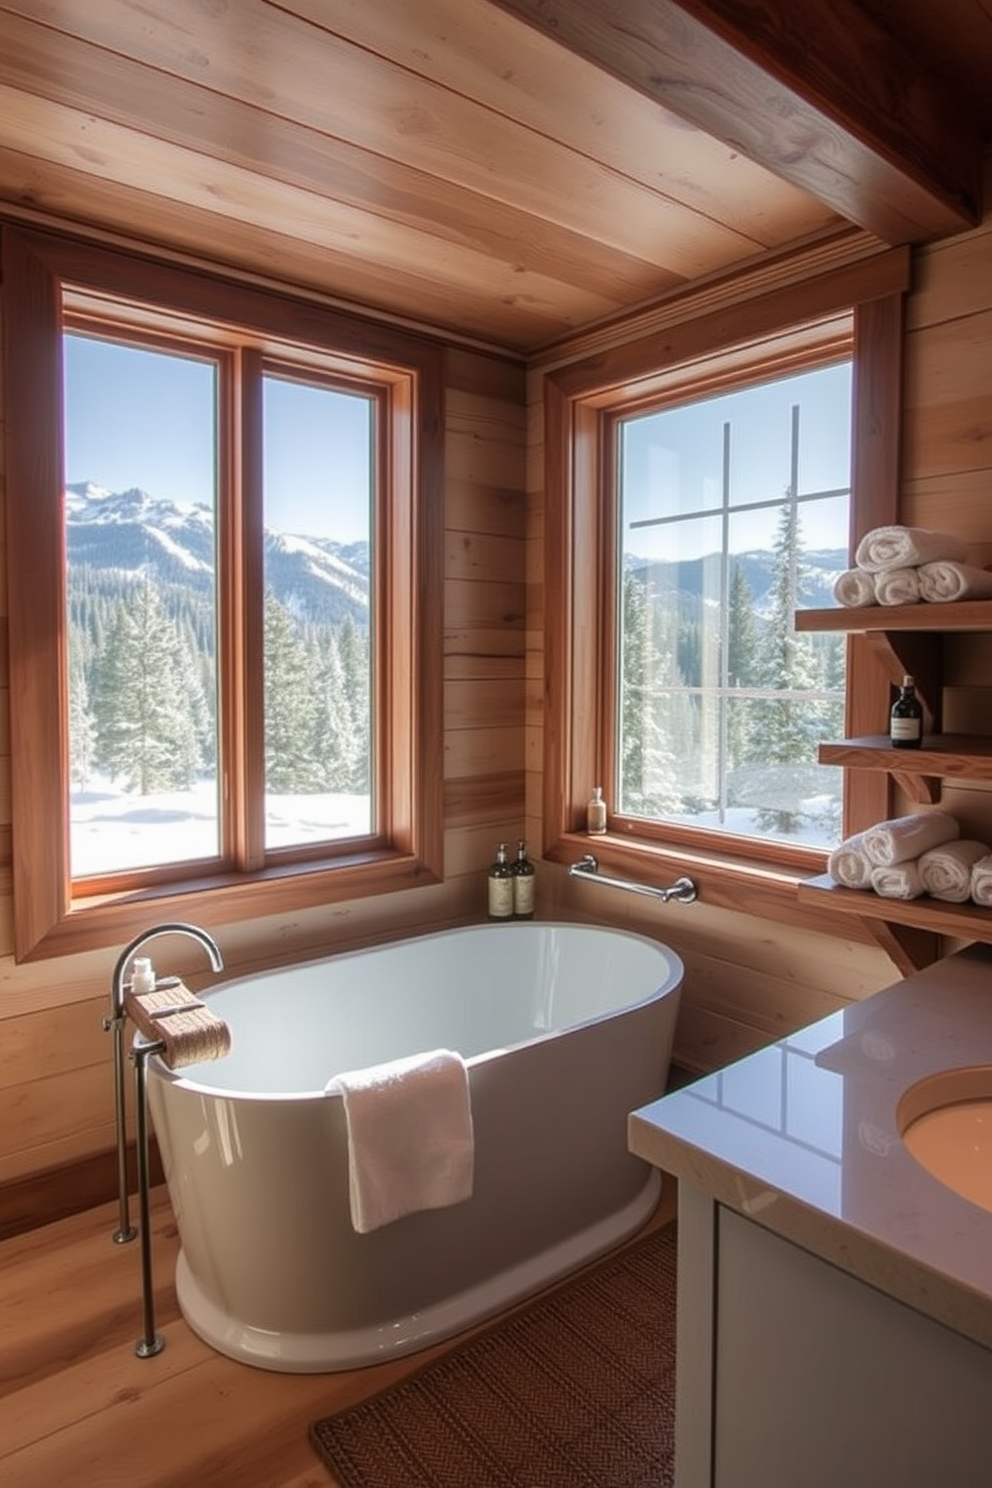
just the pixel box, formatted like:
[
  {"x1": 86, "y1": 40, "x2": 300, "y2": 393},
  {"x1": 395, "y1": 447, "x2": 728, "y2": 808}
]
[{"x1": 567, "y1": 853, "x2": 698, "y2": 904}]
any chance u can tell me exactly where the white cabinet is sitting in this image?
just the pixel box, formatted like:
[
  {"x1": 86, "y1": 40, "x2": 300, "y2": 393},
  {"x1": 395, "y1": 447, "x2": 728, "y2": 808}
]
[{"x1": 678, "y1": 1184, "x2": 992, "y2": 1488}]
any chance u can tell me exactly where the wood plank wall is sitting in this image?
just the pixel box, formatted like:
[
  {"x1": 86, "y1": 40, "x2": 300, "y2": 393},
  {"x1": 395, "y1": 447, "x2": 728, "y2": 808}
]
[
  {"x1": 526, "y1": 159, "x2": 992, "y2": 1075},
  {"x1": 2, "y1": 153, "x2": 991, "y2": 1227},
  {"x1": 0, "y1": 311, "x2": 526, "y2": 1231}
]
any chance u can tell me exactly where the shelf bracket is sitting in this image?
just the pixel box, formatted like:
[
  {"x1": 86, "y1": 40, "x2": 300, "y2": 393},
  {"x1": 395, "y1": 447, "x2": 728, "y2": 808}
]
[{"x1": 864, "y1": 919, "x2": 940, "y2": 976}]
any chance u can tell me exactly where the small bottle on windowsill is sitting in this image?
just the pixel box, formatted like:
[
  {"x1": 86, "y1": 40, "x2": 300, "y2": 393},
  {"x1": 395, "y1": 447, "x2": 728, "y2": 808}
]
[{"x1": 587, "y1": 786, "x2": 607, "y2": 834}]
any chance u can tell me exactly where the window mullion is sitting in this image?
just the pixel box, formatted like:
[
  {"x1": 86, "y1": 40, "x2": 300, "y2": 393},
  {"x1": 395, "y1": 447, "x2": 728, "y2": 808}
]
[{"x1": 232, "y1": 347, "x2": 267, "y2": 871}]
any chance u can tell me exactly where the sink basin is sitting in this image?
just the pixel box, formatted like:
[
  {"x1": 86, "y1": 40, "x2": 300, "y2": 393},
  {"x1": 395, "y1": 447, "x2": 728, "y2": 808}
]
[{"x1": 899, "y1": 1067, "x2": 992, "y2": 1213}]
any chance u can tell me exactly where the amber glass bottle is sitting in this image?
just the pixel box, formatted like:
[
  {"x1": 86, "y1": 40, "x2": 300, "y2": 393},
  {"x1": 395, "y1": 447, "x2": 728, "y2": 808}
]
[
  {"x1": 487, "y1": 842, "x2": 514, "y2": 921},
  {"x1": 890, "y1": 675, "x2": 923, "y2": 750},
  {"x1": 512, "y1": 840, "x2": 535, "y2": 919}
]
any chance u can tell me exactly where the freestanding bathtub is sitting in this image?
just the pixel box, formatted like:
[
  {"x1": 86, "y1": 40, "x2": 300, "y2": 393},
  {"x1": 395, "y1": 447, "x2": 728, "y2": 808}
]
[{"x1": 146, "y1": 921, "x2": 684, "y2": 1372}]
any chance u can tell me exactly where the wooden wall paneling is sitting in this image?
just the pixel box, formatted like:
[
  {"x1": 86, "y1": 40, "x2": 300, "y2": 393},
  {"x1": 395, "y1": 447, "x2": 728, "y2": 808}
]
[
  {"x1": 443, "y1": 772, "x2": 525, "y2": 828},
  {"x1": 902, "y1": 306, "x2": 992, "y2": 482},
  {"x1": 905, "y1": 183, "x2": 992, "y2": 333},
  {"x1": 901, "y1": 471, "x2": 992, "y2": 557},
  {"x1": 673, "y1": 1000, "x2": 774, "y2": 1073},
  {"x1": 0, "y1": 998, "x2": 107, "y2": 1087},
  {"x1": 0, "y1": 1065, "x2": 114, "y2": 1183},
  {"x1": 444, "y1": 725, "x2": 523, "y2": 779},
  {"x1": 444, "y1": 479, "x2": 528, "y2": 541}
]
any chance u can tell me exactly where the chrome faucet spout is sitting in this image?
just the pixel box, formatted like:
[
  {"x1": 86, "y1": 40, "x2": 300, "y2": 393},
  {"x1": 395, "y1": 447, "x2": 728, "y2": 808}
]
[
  {"x1": 105, "y1": 922, "x2": 224, "y2": 1247},
  {"x1": 109, "y1": 921, "x2": 225, "y2": 1026}
]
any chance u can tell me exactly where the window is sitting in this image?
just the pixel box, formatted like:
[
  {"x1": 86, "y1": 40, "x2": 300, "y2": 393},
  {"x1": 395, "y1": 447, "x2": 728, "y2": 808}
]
[
  {"x1": 542, "y1": 249, "x2": 910, "y2": 899},
  {"x1": 614, "y1": 360, "x2": 851, "y2": 850},
  {"x1": 2, "y1": 228, "x2": 444, "y2": 961}
]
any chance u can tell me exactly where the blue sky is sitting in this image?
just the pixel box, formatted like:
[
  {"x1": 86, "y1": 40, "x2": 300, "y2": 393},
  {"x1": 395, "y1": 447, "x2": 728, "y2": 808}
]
[
  {"x1": 62, "y1": 334, "x2": 372, "y2": 542},
  {"x1": 620, "y1": 361, "x2": 852, "y2": 560}
]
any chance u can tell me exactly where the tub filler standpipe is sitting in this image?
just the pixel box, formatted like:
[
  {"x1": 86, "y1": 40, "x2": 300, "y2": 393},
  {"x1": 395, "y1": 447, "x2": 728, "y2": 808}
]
[
  {"x1": 568, "y1": 853, "x2": 698, "y2": 905},
  {"x1": 104, "y1": 922, "x2": 225, "y2": 1359}
]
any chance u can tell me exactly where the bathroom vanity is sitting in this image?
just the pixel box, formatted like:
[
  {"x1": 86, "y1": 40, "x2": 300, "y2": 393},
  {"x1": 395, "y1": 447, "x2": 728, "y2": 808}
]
[{"x1": 629, "y1": 946, "x2": 992, "y2": 1488}]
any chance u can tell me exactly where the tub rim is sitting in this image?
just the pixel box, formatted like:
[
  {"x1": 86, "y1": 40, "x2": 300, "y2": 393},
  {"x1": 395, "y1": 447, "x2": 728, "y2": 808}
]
[{"x1": 142, "y1": 918, "x2": 684, "y2": 1102}]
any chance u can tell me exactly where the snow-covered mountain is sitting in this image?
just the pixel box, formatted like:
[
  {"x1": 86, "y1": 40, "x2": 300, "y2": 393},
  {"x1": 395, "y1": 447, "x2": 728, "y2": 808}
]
[
  {"x1": 65, "y1": 481, "x2": 369, "y2": 629},
  {"x1": 625, "y1": 546, "x2": 846, "y2": 616}
]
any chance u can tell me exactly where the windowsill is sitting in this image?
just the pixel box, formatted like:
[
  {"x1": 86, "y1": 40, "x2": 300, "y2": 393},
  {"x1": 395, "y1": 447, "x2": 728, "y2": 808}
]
[{"x1": 23, "y1": 849, "x2": 442, "y2": 963}]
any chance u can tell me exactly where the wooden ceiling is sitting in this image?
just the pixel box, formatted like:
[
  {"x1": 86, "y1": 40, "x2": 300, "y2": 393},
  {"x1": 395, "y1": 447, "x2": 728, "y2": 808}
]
[{"x1": 0, "y1": 0, "x2": 988, "y2": 354}]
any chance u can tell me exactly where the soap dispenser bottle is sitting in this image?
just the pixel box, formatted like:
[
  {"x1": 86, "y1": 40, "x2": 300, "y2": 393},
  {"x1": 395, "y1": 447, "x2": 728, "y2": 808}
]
[
  {"x1": 487, "y1": 842, "x2": 514, "y2": 921},
  {"x1": 512, "y1": 840, "x2": 535, "y2": 920},
  {"x1": 130, "y1": 957, "x2": 156, "y2": 994}
]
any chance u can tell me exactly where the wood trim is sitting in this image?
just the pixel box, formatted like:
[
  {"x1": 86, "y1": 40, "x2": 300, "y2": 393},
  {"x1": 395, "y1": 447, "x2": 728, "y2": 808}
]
[
  {"x1": 486, "y1": 0, "x2": 982, "y2": 240},
  {"x1": 1, "y1": 223, "x2": 445, "y2": 962},
  {"x1": 0, "y1": 1140, "x2": 163, "y2": 1242},
  {"x1": 844, "y1": 293, "x2": 907, "y2": 836},
  {"x1": 549, "y1": 246, "x2": 911, "y2": 398},
  {"x1": 540, "y1": 255, "x2": 909, "y2": 930}
]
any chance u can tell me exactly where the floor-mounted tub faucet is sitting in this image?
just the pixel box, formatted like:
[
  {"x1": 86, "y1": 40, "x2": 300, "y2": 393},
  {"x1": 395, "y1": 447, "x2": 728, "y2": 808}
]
[{"x1": 105, "y1": 922, "x2": 224, "y2": 1245}]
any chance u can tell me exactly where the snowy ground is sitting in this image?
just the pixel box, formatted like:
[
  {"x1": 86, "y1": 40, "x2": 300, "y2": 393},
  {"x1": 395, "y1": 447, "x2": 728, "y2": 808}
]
[{"x1": 70, "y1": 774, "x2": 371, "y2": 876}]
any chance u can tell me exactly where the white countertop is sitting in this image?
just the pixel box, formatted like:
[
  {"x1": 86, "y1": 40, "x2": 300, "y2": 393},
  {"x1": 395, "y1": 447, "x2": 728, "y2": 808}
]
[{"x1": 629, "y1": 945, "x2": 992, "y2": 1349}]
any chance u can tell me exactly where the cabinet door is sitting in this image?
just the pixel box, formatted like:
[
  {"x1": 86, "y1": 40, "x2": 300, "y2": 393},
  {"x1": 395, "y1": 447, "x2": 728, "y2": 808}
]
[{"x1": 715, "y1": 1208, "x2": 992, "y2": 1488}]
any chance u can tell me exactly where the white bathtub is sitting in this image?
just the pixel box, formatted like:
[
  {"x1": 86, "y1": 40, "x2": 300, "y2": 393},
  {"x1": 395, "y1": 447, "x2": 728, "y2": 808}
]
[{"x1": 146, "y1": 921, "x2": 683, "y2": 1372}]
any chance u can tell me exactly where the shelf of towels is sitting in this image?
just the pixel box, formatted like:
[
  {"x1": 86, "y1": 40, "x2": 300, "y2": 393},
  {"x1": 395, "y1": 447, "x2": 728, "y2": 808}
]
[
  {"x1": 831, "y1": 526, "x2": 992, "y2": 610},
  {"x1": 826, "y1": 812, "x2": 992, "y2": 905}
]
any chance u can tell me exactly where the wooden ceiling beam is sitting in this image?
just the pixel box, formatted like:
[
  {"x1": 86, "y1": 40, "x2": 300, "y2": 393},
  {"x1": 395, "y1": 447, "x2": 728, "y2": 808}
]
[{"x1": 486, "y1": 0, "x2": 982, "y2": 243}]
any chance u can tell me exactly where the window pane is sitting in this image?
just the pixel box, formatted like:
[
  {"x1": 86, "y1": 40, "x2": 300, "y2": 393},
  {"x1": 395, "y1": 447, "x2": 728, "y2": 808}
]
[
  {"x1": 617, "y1": 362, "x2": 850, "y2": 849},
  {"x1": 63, "y1": 334, "x2": 220, "y2": 877},
  {"x1": 262, "y1": 375, "x2": 373, "y2": 849}
]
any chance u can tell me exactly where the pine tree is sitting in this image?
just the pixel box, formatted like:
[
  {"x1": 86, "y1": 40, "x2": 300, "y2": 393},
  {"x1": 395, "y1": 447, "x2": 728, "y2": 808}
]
[
  {"x1": 747, "y1": 496, "x2": 827, "y2": 835},
  {"x1": 309, "y1": 630, "x2": 357, "y2": 792},
  {"x1": 91, "y1": 577, "x2": 204, "y2": 793},
  {"x1": 337, "y1": 615, "x2": 370, "y2": 792},
  {"x1": 619, "y1": 572, "x2": 682, "y2": 815},
  {"x1": 68, "y1": 631, "x2": 96, "y2": 788},
  {"x1": 726, "y1": 559, "x2": 759, "y2": 776},
  {"x1": 264, "y1": 591, "x2": 322, "y2": 793}
]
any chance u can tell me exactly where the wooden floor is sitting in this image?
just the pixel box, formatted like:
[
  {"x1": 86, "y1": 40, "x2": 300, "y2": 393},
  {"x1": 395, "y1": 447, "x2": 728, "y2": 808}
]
[{"x1": 1, "y1": 1180, "x2": 678, "y2": 1487}]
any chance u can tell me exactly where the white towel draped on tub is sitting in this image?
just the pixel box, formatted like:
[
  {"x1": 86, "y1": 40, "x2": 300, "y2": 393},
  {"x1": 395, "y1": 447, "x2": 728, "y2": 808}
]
[
  {"x1": 827, "y1": 832, "x2": 873, "y2": 889},
  {"x1": 862, "y1": 812, "x2": 960, "y2": 867},
  {"x1": 327, "y1": 1048, "x2": 474, "y2": 1234},
  {"x1": 917, "y1": 561, "x2": 992, "y2": 604},
  {"x1": 854, "y1": 526, "x2": 967, "y2": 573},
  {"x1": 918, "y1": 840, "x2": 991, "y2": 902}
]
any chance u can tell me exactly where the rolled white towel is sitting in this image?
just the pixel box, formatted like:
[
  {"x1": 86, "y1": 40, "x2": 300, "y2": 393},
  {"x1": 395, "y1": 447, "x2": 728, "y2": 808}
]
[
  {"x1": 918, "y1": 840, "x2": 991, "y2": 902},
  {"x1": 854, "y1": 526, "x2": 967, "y2": 573},
  {"x1": 870, "y1": 862, "x2": 925, "y2": 900},
  {"x1": 874, "y1": 567, "x2": 921, "y2": 606},
  {"x1": 971, "y1": 856, "x2": 992, "y2": 907},
  {"x1": 827, "y1": 832, "x2": 873, "y2": 889},
  {"x1": 832, "y1": 568, "x2": 878, "y2": 608},
  {"x1": 862, "y1": 812, "x2": 960, "y2": 867},
  {"x1": 917, "y1": 561, "x2": 992, "y2": 603}
]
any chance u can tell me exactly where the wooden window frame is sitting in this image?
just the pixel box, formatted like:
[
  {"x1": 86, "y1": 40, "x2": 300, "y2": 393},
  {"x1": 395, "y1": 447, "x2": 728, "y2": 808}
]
[
  {"x1": 2, "y1": 226, "x2": 444, "y2": 962},
  {"x1": 541, "y1": 249, "x2": 910, "y2": 908}
]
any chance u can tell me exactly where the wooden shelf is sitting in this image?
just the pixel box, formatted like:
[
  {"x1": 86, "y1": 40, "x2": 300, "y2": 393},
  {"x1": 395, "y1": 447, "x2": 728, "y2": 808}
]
[
  {"x1": 818, "y1": 735, "x2": 992, "y2": 781},
  {"x1": 797, "y1": 602, "x2": 992, "y2": 965},
  {"x1": 798, "y1": 874, "x2": 992, "y2": 948},
  {"x1": 796, "y1": 601, "x2": 992, "y2": 633}
]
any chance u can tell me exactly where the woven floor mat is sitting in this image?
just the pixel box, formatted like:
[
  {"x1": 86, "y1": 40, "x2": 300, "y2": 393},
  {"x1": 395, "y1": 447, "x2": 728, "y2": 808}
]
[{"x1": 310, "y1": 1222, "x2": 677, "y2": 1488}]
